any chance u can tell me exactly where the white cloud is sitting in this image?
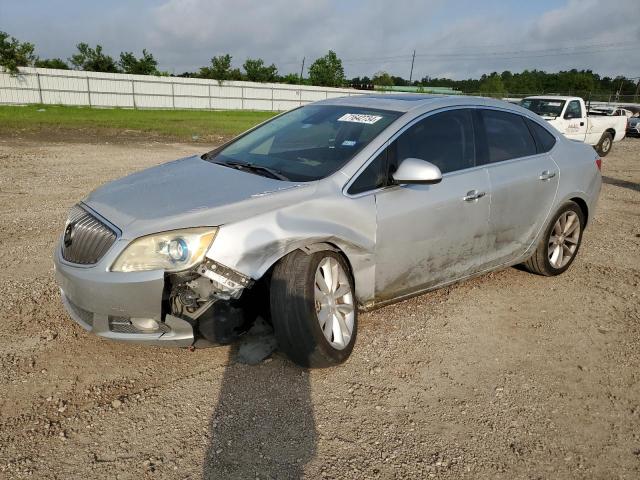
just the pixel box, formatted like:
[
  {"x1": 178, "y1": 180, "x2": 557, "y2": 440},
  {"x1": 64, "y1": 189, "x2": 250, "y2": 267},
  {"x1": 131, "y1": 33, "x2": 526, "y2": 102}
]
[
  {"x1": 3, "y1": 0, "x2": 639, "y2": 79},
  {"x1": 147, "y1": 0, "x2": 640, "y2": 78}
]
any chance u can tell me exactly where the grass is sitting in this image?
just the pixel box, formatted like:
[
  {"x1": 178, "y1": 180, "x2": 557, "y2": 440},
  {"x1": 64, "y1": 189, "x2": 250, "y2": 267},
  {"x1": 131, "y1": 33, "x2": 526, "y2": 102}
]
[{"x1": 0, "y1": 105, "x2": 278, "y2": 142}]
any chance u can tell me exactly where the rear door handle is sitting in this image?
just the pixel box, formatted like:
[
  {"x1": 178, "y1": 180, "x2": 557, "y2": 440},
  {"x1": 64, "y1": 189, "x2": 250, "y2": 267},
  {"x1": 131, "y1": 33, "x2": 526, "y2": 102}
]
[
  {"x1": 463, "y1": 190, "x2": 486, "y2": 202},
  {"x1": 539, "y1": 170, "x2": 556, "y2": 181}
]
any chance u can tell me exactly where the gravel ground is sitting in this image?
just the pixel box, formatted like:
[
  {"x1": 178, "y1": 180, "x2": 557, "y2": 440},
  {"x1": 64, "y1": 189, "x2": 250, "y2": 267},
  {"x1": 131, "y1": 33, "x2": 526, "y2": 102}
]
[{"x1": 0, "y1": 135, "x2": 639, "y2": 480}]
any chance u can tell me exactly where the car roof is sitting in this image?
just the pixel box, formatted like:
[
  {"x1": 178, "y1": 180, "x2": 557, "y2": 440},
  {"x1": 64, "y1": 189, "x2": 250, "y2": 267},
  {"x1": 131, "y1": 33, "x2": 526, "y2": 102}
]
[
  {"x1": 524, "y1": 95, "x2": 579, "y2": 102},
  {"x1": 315, "y1": 94, "x2": 462, "y2": 113},
  {"x1": 315, "y1": 93, "x2": 543, "y2": 121}
]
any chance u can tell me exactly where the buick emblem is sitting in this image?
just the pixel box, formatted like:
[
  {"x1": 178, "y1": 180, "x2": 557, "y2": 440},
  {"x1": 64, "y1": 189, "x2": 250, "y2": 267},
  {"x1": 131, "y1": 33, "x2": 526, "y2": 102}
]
[{"x1": 63, "y1": 222, "x2": 76, "y2": 247}]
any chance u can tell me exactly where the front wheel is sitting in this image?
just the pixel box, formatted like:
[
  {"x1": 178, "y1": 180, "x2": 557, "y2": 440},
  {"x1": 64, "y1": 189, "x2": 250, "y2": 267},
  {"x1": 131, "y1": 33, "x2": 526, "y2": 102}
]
[
  {"x1": 270, "y1": 249, "x2": 357, "y2": 368},
  {"x1": 522, "y1": 201, "x2": 585, "y2": 276},
  {"x1": 596, "y1": 132, "x2": 613, "y2": 157}
]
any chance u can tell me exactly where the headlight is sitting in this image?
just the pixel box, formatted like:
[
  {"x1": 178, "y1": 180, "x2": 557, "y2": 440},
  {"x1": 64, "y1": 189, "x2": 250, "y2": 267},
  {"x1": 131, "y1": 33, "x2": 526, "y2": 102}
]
[{"x1": 111, "y1": 227, "x2": 218, "y2": 272}]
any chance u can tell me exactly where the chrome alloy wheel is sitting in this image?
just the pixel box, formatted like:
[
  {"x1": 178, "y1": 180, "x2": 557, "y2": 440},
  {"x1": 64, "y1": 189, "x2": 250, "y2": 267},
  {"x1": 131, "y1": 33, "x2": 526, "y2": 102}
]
[
  {"x1": 601, "y1": 136, "x2": 612, "y2": 153},
  {"x1": 548, "y1": 211, "x2": 581, "y2": 269},
  {"x1": 314, "y1": 257, "x2": 355, "y2": 350}
]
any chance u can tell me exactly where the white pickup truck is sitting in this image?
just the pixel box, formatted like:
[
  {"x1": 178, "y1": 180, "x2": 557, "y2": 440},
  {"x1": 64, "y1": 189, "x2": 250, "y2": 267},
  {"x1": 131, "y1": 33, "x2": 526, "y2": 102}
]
[{"x1": 520, "y1": 96, "x2": 626, "y2": 156}]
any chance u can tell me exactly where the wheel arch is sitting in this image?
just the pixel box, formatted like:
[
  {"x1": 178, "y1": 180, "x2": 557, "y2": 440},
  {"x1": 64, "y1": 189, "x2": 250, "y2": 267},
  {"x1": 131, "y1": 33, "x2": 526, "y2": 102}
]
[
  {"x1": 569, "y1": 196, "x2": 589, "y2": 227},
  {"x1": 249, "y1": 239, "x2": 374, "y2": 307}
]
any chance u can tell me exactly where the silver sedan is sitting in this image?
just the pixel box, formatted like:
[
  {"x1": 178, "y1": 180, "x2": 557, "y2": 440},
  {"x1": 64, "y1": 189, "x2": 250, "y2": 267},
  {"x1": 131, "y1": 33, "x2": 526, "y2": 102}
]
[{"x1": 54, "y1": 95, "x2": 602, "y2": 367}]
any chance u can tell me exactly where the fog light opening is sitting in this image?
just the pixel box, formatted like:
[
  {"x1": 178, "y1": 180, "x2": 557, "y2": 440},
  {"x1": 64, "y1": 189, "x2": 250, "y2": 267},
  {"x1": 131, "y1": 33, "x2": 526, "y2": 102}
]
[{"x1": 131, "y1": 317, "x2": 160, "y2": 332}]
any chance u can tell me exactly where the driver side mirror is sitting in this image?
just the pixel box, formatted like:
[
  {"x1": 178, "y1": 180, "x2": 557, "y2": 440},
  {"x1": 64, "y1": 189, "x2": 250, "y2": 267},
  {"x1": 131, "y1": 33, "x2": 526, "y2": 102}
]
[
  {"x1": 564, "y1": 111, "x2": 579, "y2": 120},
  {"x1": 392, "y1": 158, "x2": 442, "y2": 185}
]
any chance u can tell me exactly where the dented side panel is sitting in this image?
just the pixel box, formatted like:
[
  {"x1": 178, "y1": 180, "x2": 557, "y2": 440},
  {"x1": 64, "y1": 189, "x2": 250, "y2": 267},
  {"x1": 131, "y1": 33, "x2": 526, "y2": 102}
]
[
  {"x1": 205, "y1": 176, "x2": 378, "y2": 304},
  {"x1": 373, "y1": 168, "x2": 491, "y2": 302},
  {"x1": 481, "y1": 153, "x2": 559, "y2": 269}
]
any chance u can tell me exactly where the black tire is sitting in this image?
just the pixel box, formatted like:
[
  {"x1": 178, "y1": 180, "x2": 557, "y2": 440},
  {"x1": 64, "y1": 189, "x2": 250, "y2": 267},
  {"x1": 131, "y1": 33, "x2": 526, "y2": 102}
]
[
  {"x1": 522, "y1": 201, "x2": 585, "y2": 276},
  {"x1": 270, "y1": 249, "x2": 357, "y2": 368},
  {"x1": 595, "y1": 132, "x2": 613, "y2": 157}
]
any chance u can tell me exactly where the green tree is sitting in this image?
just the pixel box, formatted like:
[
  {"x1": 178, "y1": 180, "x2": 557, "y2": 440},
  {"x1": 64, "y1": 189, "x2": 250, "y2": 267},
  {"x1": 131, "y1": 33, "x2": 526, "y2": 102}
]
[
  {"x1": 119, "y1": 49, "x2": 158, "y2": 75},
  {"x1": 69, "y1": 43, "x2": 119, "y2": 72},
  {"x1": 199, "y1": 54, "x2": 234, "y2": 81},
  {"x1": 279, "y1": 72, "x2": 301, "y2": 84},
  {"x1": 0, "y1": 31, "x2": 35, "y2": 74},
  {"x1": 372, "y1": 71, "x2": 394, "y2": 87},
  {"x1": 243, "y1": 58, "x2": 278, "y2": 82},
  {"x1": 34, "y1": 58, "x2": 69, "y2": 69},
  {"x1": 308, "y1": 50, "x2": 344, "y2": 87},
  {"x1": 479, "y1": 73, "x2": 506, "y2": 97}
]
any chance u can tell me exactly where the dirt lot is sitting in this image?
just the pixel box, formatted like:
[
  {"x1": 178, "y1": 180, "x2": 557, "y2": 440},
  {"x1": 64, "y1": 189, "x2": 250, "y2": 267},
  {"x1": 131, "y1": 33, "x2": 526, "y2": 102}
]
[{"x1": 0, "y1": 135, "x2": 639, "y2": 480}]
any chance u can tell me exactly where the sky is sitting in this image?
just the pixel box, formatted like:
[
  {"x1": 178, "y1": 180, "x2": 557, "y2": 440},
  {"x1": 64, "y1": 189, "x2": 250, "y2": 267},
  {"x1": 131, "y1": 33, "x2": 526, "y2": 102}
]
[{"x1": 1, "y1": 0, "x2": 639, "y2": 80}]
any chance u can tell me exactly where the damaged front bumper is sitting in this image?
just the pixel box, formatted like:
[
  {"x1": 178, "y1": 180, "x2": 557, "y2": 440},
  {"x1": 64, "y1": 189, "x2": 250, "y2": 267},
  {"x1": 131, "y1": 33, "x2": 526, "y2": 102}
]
[{"x1": 54, "y1": 245, "x2": 253, "y2": 347}]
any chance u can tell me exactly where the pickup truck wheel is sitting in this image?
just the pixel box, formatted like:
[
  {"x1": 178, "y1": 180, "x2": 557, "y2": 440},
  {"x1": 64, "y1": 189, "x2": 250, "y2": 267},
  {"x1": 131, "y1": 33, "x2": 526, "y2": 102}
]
[
  {"x1": 522, "y1": 201, "x2": 584, "y2": 276},
  {"x1": 270, "y1": 249, "x2": 357, "y2": 368},
  {"x1": 596, "y1": 132, "x2": 613, "y2": 157}
]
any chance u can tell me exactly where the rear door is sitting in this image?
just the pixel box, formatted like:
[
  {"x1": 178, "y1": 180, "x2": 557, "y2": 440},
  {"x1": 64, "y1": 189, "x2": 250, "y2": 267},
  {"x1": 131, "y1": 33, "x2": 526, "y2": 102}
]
[{"x1": 476, "y1": 109, "x2": 559, "y2": 268}]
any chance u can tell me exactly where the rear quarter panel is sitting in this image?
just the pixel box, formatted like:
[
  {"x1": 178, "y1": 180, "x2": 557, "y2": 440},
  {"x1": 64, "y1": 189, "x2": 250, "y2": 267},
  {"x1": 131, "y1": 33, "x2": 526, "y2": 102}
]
[{"x1": 550, "y1": 138, "x2": 602, "y2": 227}]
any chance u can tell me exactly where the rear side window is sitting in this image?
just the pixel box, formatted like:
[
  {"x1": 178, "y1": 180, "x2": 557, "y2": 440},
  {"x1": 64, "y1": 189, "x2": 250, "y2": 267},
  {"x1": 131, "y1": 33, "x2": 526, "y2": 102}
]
[
  {"x1": 479, "y1": 110, "x2": 537, "y2": 164},
  {"x1": 392, "y1": 109, "x2": 475, "y2": 174},
  {"x1": 525, "y1": 118, "x2": 557, "y2": 153}
]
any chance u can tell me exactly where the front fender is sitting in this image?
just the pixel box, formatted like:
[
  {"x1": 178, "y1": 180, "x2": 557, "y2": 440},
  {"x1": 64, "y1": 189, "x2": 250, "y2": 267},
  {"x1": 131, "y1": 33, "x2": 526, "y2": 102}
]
[{"x1": 205, "y1": 189, "x2": 377, "y2": 304}]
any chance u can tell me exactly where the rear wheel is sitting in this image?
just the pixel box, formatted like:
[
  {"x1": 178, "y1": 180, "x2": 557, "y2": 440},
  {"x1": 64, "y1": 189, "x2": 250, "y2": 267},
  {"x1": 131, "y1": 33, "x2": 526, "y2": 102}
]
[
  {"x1": 270, "y1": 249, "x2": 357, "y2": 368},
  {"x1": 523, "y1": 201, "x2": 584, "y2": 276},
  {"x1": 596, "y1": 132, "x2": 613, "y2": 157}
]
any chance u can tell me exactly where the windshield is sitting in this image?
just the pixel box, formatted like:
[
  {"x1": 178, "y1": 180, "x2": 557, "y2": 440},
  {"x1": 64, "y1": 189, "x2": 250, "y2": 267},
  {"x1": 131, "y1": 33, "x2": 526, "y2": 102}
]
[
  {"x1": 203, "y1": 105, "x2": 401, "y2": 182},
  {"x1": 520, "y1": 98, "x2": 566, "y2": 118}
]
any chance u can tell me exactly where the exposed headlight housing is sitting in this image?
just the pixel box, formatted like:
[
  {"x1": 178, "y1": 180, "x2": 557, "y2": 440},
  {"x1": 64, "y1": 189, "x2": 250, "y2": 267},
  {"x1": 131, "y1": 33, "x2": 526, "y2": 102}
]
[{"x1": 111, "y1": 227, "x2": 218, "y2": 273}]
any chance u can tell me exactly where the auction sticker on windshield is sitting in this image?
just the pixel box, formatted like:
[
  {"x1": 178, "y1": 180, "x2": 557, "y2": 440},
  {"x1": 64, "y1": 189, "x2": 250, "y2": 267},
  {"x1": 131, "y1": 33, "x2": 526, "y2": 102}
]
[{"x1": 338, "y1": 113, "x2": 383, "y2": 124}]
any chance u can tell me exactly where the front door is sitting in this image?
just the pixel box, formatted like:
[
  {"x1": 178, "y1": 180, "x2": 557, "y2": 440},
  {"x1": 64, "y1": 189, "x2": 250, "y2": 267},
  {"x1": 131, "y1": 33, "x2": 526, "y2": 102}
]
[
  {"x1": 373, "y1": 108, "x2": 491, "y2": 302},
  {"x1": 557, "y1": 99, "x2": 587, "y2": 141}
]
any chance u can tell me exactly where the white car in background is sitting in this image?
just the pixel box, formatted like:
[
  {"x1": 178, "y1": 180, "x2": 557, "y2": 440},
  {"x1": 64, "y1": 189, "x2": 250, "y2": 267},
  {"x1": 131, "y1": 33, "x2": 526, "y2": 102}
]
[
  {"x1": 588, "y1": 106, "x2": 634, "y2": 118},
  {"x1": 521, "y1": 96, "x2": 626, "y2": 156}
]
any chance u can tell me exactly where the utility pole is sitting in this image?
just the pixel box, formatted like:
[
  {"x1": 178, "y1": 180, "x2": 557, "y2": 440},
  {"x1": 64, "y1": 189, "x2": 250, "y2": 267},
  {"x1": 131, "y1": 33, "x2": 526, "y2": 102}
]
[
  {"x1": 634, "y1": 79, "x2": 640, "y2": 103},
  {"x1": 299, "y1": 57, "x2": 305, "y2": 85},
  {"x1": 409, "y1": 50, "x2": 416, "y2": 84},
  {"x1": 615, "y1": 78, "x2": 625, "y2": 103}
]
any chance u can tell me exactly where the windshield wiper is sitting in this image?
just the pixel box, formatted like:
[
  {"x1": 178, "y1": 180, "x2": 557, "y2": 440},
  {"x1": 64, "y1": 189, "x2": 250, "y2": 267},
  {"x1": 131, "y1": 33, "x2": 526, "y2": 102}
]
[{"x1": 212, "y1": 160, "x2": 289, "y2": 181}]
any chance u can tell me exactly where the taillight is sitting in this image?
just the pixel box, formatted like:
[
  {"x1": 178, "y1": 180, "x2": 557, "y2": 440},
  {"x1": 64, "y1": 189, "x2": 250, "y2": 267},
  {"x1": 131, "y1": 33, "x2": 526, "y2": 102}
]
[{"x1": 595, "y1": 157, "x2": 602, "y2": 171}]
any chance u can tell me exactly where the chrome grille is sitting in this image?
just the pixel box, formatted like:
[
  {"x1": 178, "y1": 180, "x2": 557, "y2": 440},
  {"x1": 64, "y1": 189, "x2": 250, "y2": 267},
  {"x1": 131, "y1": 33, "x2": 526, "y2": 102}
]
[{"x1": 61, "y1": 205, "x2": 117, "y2": 265}]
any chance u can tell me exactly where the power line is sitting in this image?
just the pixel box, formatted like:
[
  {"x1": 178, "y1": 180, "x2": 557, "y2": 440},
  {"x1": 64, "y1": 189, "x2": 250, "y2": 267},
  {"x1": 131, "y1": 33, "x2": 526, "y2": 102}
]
[
  {"x1": 340, "y1": 42, "x2": 638, "y2": 65},
  {"x1": 274, "y1": 40, "x2": 638, "y2": 69}
]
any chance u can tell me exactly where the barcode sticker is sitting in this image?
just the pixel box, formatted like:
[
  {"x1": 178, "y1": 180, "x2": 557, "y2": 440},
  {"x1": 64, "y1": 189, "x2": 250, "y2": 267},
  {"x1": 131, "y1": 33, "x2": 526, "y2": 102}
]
[{"x1": 338, "y1": 113, "x2": 382, "y2": 124}]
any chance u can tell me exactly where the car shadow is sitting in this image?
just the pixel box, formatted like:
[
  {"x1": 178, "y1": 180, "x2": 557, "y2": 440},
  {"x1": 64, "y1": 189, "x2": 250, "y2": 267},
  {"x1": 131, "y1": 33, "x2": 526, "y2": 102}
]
[
  {"x1": 202, "y1": 347, "x2": 316, "y2": 479},
  {"x1": 602, "y1": 175, "x2": 640, "y2": 192}
]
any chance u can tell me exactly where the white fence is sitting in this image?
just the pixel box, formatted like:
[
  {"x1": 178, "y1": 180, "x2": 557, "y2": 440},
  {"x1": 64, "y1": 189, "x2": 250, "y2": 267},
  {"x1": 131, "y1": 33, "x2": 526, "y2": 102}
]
[{"x1": 0, "y1": 67, "x2": 366, "y2": 111}]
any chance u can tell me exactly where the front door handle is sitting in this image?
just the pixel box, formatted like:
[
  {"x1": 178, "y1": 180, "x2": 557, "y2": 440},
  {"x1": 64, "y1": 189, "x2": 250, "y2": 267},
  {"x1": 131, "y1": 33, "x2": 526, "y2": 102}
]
[
  {"x1": 539, "y1": 170, "x2": 557, "y2": 181},
  {"x1": 463, "y1": 190, "x2": 486, "y2": 202}
]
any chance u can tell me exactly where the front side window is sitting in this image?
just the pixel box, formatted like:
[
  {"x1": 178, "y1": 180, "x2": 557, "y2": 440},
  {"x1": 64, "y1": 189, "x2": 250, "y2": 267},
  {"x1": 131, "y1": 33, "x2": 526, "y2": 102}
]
[
  {"x1": 348, "y1": 148, "x2": 388, "y2": 194},
  {"x1": 520, "y1": 98, "x2": 565, "y2": 118},
  {"x1": 565, "y1": 100, "x2": 582, "y2": 119},
  {"x1": 479, "y1": 109, "x2": 537, "y2": 164},
  {"x1": 204, "y1": 105, "x2": 401, "y2": 182},
  {"x1": 390, "y1": 109, "x2": 475, "y2": 174}
]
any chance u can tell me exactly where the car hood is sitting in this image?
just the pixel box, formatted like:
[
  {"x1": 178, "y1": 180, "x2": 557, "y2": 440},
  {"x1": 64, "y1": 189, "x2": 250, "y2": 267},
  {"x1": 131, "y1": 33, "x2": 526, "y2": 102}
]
[{"x1": 83, "y1": 155, "x2": 315, "y2": 238}]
